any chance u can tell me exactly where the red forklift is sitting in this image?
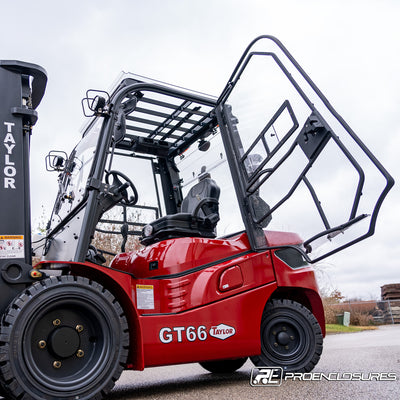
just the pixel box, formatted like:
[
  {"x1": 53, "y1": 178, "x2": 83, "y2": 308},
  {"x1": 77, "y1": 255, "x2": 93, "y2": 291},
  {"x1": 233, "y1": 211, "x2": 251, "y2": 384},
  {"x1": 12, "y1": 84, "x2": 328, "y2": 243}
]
[{"x1": 0, "y1": 36, "x2": 394, "y2": 399}]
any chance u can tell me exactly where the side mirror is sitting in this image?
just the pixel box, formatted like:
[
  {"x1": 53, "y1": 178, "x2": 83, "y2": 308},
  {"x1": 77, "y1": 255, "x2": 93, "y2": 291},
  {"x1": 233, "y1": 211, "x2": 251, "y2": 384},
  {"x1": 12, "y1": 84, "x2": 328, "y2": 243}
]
[
  {"x1": 81, "y1": 90, "x2": 110, "y2": 117},
  {"x1": 112, "y1": 94, "x2": 140, "y2": 144},
  {"x1": 113, "y1": 111, "x2": 126, "y2": 144},
  {"x1": 45, "y1": 151, "x2": 67, "y2": 172}
]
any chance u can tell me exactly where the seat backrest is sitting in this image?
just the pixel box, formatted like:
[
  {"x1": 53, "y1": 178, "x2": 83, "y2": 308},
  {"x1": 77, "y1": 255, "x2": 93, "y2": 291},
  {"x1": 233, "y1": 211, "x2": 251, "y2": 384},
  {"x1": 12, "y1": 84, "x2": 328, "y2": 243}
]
[{"x1": 181, "y1": 169, "x2": 220, "y2": 218}]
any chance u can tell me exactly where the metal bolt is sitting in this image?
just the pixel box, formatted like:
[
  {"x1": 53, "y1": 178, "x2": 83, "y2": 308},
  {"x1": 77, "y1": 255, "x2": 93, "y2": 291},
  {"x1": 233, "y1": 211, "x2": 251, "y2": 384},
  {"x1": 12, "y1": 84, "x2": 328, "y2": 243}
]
[
  {"x1": 53, "y1": 361, "x2": 61, "y2": 369},
  {"x1": 282, "y1": 326, "x2": 287, "y2": 331},
  {"x1": 30, "y1": 269, "x2": 43, "y2": 279},
  {"x1": 290, "y1": 335, "x2": 295, "y2": 340},
  {"x1": 38, "y1": 340, "x2": 46, "y2": 349},
  {"x1": 272, "y1": 331, "x2": 276, "y2": 336},
  {"x1": 53, "y1": 319, "x2": 61, "y2": 326},
  {"x1": 274, "y1": 342, "x2": 278, "y2": 347},
  {"x1": 285, "y1": 345, "x2": 289, "y2": 350},
  {"x1": 76, "y1": 349, "x2": 84, "y2": 358},
  {"x1": 76, "y1": 325, "x2": 84, "y2": 333}
]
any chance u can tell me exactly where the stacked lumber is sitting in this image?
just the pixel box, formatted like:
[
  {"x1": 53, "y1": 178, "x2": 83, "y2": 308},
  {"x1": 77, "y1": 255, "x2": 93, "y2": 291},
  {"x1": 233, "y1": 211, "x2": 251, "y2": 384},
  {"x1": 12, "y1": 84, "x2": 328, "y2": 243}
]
[
  {"x1": 381, "y1": 283, "x2": 400, "y2": 300},
  {"x1": 381, "y1": 284, "x2": 400, "y2": 323}
]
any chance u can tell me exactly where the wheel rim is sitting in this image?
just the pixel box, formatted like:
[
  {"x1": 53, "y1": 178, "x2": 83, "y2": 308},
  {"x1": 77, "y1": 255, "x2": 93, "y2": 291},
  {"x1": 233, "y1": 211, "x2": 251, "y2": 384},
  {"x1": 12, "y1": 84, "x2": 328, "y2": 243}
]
[
  {"x1": 261, "y1": 312, "x2": 313, "y2": 366},
  {"x1": 21, "y1": 295, "x2": 115, "y2": 394}
]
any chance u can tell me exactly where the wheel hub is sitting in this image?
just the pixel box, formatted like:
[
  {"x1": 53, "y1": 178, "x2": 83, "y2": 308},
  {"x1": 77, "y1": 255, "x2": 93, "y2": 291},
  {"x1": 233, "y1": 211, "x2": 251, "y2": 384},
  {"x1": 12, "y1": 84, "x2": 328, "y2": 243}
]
[
  {"x1": 276, "y1": 331, "x2": 290, "y2": 346},
  {"x1": 49, "y1": 326, "x2": 80, "y2": 358}
]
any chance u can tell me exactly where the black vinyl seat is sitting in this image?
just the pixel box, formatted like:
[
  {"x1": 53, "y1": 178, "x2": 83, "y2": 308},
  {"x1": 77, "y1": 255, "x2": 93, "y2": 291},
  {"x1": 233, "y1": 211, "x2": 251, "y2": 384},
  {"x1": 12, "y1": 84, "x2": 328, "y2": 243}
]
[{"x1": 141, "y1": 168, "x2": 220, "y2": 246}]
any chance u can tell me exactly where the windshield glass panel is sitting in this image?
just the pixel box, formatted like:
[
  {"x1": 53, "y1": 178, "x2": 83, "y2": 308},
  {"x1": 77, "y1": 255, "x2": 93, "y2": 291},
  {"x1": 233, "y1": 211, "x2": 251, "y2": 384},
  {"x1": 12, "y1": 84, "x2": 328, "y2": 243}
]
[
  {"x1": 49, "y1": 118, "x2": 102, "y2": 227},
  {"x1": 176, "y1": 128, "x2": 245, "y2": 236}
]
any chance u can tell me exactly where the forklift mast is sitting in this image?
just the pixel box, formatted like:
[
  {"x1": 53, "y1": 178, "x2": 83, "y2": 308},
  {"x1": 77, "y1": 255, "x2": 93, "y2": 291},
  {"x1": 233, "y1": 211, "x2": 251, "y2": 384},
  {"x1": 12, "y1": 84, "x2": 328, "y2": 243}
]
[{"x1": 0, "y1": 61, "x2": 47, "y2": 313}]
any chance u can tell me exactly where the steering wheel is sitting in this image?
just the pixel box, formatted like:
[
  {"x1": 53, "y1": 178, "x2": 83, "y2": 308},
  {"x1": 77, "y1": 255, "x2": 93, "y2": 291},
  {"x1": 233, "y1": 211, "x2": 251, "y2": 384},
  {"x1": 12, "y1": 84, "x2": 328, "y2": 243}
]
[{"x1": 105, "y1": 170, "x2": 138, "y2": 206}]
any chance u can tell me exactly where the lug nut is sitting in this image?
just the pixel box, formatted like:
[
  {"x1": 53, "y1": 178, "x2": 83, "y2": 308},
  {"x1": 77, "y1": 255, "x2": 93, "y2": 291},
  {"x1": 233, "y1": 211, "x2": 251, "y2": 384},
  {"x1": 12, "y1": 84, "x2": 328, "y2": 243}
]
[
  {"x1": 53, "y1": 361, "x2": 61, "y2": 369},
  {"x1": 282, "y1": 326, "x2": 287, "y2": 331},
  {"x1": 285, "y1": 345, "x2": 289, "y2": 350},
  {"x1": 290, "y1": 335, "x2": 295, "y2": 340},
  {"x1": 53, "y1": 319, "x2": 61, "y2": 326},
  {"x1": 38, "y1": 340, "x2": 46, "y2": 349},
  {"x1": 274, "y1": 342, "x2": 278, "y2": 347},
  {"x1": 76, "y1": 325, "x2": 84, "y2": 333},
  {"x1": 272, "y1": 331, "x2": 276, "y2": 335},
  {"x1": 76, "y1": 349, "x2": 84, "y2": 358}
]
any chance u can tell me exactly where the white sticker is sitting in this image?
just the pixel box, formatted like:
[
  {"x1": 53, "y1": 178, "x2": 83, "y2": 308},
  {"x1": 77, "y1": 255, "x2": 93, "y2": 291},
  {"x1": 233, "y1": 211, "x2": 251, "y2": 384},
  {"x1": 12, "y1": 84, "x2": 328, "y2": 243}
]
[
  {"x1": 136, "y1": 284, "x2": 155, "y2": 309},
  {"x1": 158, "y1": 323, "x2": 237, "y2": 344},
  {"x1": 209, "y1": 323, "x2": 236, "y2": 340},
  {"x1": 0, "y1": 235, "x2": 24, "y2": 259}
]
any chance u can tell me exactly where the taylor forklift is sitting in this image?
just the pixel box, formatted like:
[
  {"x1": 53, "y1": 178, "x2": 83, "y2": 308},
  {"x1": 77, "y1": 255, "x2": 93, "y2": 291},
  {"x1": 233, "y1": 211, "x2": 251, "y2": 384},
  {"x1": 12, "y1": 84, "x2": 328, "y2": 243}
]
[{"x1": 0, "y1": 36, "x2": 394, "y2": 399}]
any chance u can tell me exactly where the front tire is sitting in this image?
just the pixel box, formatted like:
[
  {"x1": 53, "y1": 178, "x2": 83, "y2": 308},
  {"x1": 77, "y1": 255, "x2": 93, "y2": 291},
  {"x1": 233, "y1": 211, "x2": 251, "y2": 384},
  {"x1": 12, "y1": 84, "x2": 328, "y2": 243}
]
[
  {"x1": 0, "y1": 275, "x2": 129, "y2": 400},
  {"x1": 251, "y1": 299, "x2": 323, "y2": 372}
]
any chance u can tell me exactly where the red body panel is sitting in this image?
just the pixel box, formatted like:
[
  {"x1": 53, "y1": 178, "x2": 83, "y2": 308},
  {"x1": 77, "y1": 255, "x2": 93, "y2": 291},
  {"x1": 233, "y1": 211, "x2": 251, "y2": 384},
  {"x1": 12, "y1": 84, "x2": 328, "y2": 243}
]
[
  {"x1": 272, "y1": 253, "x2": 326, "y2": 335},
  {"x1": 140, "y1": 283, "x2": 277, "y2": 367},
  {"x1": 125, "y1": 250, "x2": 275, "y2": 314},
  {"x1": 111, "y1": 233, "x2": 276, "y2": 316},
  {"x1": 39, "y1": 230, "x2": 324, "y2": 369},
  {"x1": 111, "y1": 233, "x2": 252, "y2": 278}
]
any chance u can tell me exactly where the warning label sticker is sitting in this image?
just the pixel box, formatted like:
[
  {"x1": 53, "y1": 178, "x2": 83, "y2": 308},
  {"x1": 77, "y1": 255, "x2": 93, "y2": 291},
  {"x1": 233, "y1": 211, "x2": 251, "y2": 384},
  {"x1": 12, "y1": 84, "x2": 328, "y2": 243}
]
[
  {"x1": 136, "y1": 284, "x2": 155, "y2": 310},
  {"x1": 0, "y1": 235, "x2": 24, "y2": 259}
]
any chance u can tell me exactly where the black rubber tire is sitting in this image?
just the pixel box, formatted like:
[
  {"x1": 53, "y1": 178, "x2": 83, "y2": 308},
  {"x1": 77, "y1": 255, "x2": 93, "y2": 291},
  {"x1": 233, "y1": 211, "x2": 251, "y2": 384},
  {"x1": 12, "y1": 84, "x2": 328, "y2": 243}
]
[
  {"x1": 251, "y1": 299, "x2": 323, "y2": 373},
  {"x1": 199, "y1": 357, "x2": 247, "y2": 373},
  {"x1": 0, "y1": 275, "x2": 129, "y2": 400}
]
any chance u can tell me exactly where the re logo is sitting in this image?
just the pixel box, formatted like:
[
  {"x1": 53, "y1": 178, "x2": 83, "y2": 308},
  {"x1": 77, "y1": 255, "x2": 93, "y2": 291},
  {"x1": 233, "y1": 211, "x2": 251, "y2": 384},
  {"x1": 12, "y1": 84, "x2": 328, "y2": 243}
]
[{"x1": 250, "y1": 367, "x2": 283, "y2": 386}]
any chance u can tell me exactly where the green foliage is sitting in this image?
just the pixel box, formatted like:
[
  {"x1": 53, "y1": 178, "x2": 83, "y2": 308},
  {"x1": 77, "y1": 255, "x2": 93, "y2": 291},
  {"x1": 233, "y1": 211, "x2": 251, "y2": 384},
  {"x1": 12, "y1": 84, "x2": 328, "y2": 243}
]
[{"x1": 325, "y1": 324, "x2": 377, "y2": 334}]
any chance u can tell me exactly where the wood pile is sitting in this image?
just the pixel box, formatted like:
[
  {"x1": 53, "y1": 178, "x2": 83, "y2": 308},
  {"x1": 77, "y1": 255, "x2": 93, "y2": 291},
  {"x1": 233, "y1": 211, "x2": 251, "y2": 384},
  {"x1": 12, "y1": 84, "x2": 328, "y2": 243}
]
[
  {"x1": 381, "y1": 284, "x2": 400, "y2": 323},
  {"x1": 381, "y1": 283, "x2": 400, "y2": 300}
]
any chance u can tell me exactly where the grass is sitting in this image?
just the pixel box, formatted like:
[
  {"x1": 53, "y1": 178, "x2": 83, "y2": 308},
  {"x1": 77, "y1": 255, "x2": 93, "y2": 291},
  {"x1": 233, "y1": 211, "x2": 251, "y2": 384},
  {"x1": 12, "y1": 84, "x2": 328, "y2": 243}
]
[{"x1": 325, "y1": 324, "x2": 378, "y2": 334}]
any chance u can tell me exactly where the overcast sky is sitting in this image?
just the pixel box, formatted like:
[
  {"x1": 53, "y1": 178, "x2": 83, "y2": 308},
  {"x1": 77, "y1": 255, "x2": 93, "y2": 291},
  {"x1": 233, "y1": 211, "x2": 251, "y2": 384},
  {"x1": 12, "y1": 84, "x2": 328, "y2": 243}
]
[{"x1": 1, "y1": 0, "x2": 399, "y2": 300}]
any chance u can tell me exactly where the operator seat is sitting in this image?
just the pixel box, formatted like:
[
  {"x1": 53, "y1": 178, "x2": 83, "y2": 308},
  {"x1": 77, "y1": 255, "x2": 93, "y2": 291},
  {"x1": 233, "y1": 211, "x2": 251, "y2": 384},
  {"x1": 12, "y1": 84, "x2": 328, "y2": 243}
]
[{"x1": 141, "y1": 167, "x2": 220, "y2": 246}]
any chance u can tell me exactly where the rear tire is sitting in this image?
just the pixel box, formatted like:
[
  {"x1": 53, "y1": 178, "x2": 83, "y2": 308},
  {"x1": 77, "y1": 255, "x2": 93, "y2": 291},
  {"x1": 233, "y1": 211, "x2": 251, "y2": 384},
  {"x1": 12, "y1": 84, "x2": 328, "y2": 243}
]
[
  {"x1": 251, "y1": 299, "x2": 323, "y2": 372},
  {"x1": 199, "y1": 357, "x2": 247, "y2": 373},
  {"x1": 0, "y1": 275, "x2": 129, "y2": 400}
]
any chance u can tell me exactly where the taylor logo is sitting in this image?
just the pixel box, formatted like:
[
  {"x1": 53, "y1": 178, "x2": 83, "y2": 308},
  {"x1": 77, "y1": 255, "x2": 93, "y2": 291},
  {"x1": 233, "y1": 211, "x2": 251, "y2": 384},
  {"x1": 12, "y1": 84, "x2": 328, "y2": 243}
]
[
  {"x1": 3, "y1": 122, "x2": 17, "y2": 189},
  {"x1": 209, "y1": 324, "x2": 235, "y2": 340}
]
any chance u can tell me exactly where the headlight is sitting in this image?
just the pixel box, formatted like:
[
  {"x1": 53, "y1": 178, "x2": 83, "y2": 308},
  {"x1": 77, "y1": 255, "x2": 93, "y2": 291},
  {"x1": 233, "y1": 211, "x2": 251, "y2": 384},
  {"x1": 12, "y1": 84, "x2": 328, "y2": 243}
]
[{"x1": 143, "y1": 224, "x2": 153, "y2": 237}]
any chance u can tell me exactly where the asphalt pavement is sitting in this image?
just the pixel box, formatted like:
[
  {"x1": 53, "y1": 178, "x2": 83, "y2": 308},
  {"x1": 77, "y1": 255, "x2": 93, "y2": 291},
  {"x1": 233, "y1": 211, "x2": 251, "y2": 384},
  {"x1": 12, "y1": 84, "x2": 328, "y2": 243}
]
[
  {"x1": 0, "y1": 325, "x2": 398, "y2": 399},
  {"x1": 109, "y1": 324, "x2": 400, "y2": 400}
]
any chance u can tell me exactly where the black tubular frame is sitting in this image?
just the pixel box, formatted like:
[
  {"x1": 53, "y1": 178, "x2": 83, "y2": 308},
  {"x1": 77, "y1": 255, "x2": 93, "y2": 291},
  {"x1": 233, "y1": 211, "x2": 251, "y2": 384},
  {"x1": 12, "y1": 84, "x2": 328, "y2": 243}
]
[
  {"x1": 72, "y1": 82, "x2": 218, "y2": 261},
  {"x1": 47, "y1": 36, "x2": 393, "y2": 265},
  {"x1": 96, "y1": 204, "x2": 159, "y2": 236},
  {"x1": 112, "y1": 83, "x2": 217, "y2": 158},
  {"x1": 95, "y1": 203, "x2": 159, "y2": 254},
  {"x1": 217, "y1": 35, "x2": 394, "y2": 263}
]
